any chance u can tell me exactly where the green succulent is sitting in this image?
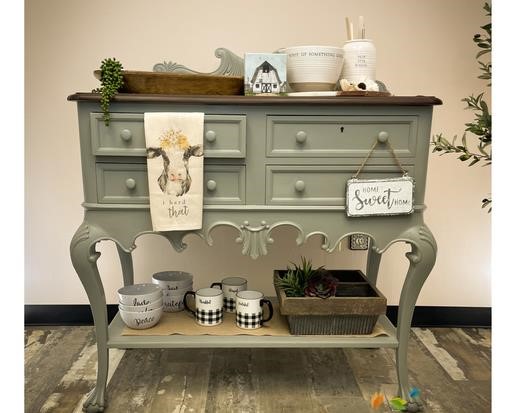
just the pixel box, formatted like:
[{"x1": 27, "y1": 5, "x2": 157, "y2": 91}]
[
  {"x1": 275, "y1": 257, "x2": 325, "y2": 297},
  {"x1": 92, "y1": 57, "x2": 124, "y2": 126}
]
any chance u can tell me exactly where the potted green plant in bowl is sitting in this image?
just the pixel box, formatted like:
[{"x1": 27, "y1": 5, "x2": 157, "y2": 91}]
[{"x1": 273, "y1": 257, "x2": 387, "y2": 335}]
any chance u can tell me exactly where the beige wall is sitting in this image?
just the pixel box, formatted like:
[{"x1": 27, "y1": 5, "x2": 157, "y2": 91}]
[{"x1": 25, "y1": 0, "x2": 491, "y2": 306}]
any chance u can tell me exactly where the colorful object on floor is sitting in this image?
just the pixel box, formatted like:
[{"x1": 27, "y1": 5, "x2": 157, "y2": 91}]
[
  {"x1": 405, "y1": 401, "x2": 421, "y2": 412},
  {"x1": 389, "y1": 397, "x2": 408, "y2": 411},
  {"x1": 408, "y1": 387, "x2": 421, "y2": 399},
  {"x1": 370, "y1": 392, "x2": 385, "y2": 409}
]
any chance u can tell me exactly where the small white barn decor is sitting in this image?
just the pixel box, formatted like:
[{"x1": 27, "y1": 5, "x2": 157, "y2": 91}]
[
  {"x1": 346, "y1": 176, "x2": 415, "y2": 217},
  {"x1": 245, "y1": 53, "x2": 287, "y2": 96}
]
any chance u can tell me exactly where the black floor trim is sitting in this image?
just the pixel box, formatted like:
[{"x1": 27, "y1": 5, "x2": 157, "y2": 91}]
[
  {"x1": 25, "y1": 304, "x2": 491, "y2": 328},
  {"x1": 385, "y1": 306, "x2": 491, "y2": 328}
]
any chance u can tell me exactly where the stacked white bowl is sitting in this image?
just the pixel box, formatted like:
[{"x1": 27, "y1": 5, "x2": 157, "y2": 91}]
[
  {"x1": 118, "y1": 283, "x2": 163, "y2": 329},
  {"x1": 152, "y1": 271, "x2": 193, "y2": 312},
  {"x1": 277, "y1": 45, "x2": 345, "y2": 92}
]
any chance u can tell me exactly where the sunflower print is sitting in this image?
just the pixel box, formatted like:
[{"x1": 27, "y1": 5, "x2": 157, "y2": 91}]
[
  {"x1": 158, "y1": 129, "x2": 190, "y2": 150},
  {"x1": 177, "y1": 134, "x2": 189, "y2": 150}
]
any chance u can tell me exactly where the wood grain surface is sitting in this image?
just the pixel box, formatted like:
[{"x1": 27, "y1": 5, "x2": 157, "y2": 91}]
[
  {"x1": 25, "y1": 326, "x2": 490, "y2": 412},
  {"x1": 67, "y1": 93, "x2": 443, "y2": 106},
  {"x1": 115, "y1": 71, "x2": 244, "y2": 96}
]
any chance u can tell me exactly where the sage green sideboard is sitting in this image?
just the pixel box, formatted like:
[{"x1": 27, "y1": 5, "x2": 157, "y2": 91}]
[{"x1": 68, "y1": 93, "x2": 441, "y2": 412}]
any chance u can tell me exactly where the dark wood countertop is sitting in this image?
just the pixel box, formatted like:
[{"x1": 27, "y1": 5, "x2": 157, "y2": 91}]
[{"x1": 68, "y1": 93, "x2": 442, "y2": 106}]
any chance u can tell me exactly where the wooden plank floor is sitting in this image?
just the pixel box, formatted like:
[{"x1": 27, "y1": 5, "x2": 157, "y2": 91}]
[{"x1": 25, "y1": 327, "x2": 491, "y2": 413}]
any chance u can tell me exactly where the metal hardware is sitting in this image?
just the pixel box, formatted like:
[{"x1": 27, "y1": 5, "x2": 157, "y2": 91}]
[{"x1": 349, "y1": 234, "x2": 370, "y2": 250}]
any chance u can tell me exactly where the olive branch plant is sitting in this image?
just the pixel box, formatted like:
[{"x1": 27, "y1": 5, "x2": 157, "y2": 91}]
[{"x1": 431, "y1": 2, "x2": 491, "y2": 212}]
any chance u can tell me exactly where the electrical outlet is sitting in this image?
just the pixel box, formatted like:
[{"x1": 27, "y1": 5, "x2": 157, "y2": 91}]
[{"x1": 349, "y1": 234, "x2": 369, "y2": 250}]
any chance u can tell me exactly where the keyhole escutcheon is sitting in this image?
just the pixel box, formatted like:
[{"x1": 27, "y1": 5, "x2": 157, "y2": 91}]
[{"x1": 340, "y1": 126, "x2": 345, "y2": 133}]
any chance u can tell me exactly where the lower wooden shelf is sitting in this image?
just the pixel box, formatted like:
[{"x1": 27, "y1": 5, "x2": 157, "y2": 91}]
[{"x1": 107, "y1": 313, "x2": 398, "y2": 349}]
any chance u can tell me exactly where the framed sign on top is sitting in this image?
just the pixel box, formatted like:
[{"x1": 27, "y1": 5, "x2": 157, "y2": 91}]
[
  {"x1": 346, "y1": 176, "x2": 415, "y2": 217},
  {"x1": 244, "y1": 53, "x2": 288, "y2": 96}
]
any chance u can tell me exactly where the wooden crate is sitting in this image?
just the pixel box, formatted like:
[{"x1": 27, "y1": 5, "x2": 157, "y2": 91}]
[{"x1": 273, "y1": 269, "x2": 387, "y2": 335}]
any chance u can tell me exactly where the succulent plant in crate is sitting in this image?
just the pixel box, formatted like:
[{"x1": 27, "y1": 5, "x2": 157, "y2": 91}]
[
  {"x1": 273, "y1": 259, "x2": 387, "y2": 335},
  {"x1": 304, "y1": 269, "x2": 338, "y2": 298},
  {"x1": 275, "y1": 257, "x2": 328, "y2": 297}
]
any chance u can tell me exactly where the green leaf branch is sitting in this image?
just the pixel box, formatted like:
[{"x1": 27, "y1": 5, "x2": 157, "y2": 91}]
[
  {"x1": 432, "y1": 93, "x2": 491, "y2": 167},
  {"x1": 431, "y1": 2, "x2": 491, "y2": 212},
  {"x1": 92, "y1": 57, "x2": 124, "y2": 126}
]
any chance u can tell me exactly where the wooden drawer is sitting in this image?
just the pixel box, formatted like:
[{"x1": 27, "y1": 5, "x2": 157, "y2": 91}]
[
  {"x1": 266, "y1": 115, "x2": 417, "y2": 158},
  {"x1": 96, "y1": 163, "x2": 149, "y2": 204},
  {"x1": 266, "y1": 165, "x2": 415, "y2": 206},
  {"x1": 96, "y1": 163, "x2": 245, "y2": 205},
  {"x1": 90, "y1": 113, "x2": 246, "y2": 158},
  {"x1": 203, "y1": 165, "x2": 246, "y2": 205}
]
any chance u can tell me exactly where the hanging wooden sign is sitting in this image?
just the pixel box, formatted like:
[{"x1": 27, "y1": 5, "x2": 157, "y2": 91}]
[{"x1": 346, "y1": 176, "x2": 415, "y2": 217}]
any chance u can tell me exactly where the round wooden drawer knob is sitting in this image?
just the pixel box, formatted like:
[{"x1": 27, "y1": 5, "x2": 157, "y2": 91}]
[
  {"x1": 206, "y1": 180, "x2": 217, "y2": 191},
  {"x1": 377, "y1": 131, "x2": 389, "y2": 143},
  {"x1": 295, "y1": 131, "x2": 307, "y2": 144},
  {"x1": 125, "y1": 178, "x2": 136, "y2": 190},
  {"x1": 120, "y1": 129, "x2": 133, "y2": 142},
  {"x1": 294, "y1": 180, "x2": 306, "y2": 192},
  {"x1": 205, "y1": 130, "x2": 217, "y2": 143}
]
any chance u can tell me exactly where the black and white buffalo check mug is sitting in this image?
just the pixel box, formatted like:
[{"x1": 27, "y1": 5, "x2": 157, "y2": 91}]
[
  {"x1": 183, "y1": 288, "x2": 224, "y2": 326},
  {"x1": 235, "y1": 290, "x2": 274, "y2": 329},
  {"x1": 210, "y1": 276, "x2": 247, "y2": 313}
]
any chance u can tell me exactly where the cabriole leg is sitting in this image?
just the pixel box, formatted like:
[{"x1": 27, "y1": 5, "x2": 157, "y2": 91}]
[
  {"x1": 396, "y1": 225, "x2": 437, "y2": 406},
  {"x1": 116, "y1": 244, "x2": 134, "y2": 286},
  {"x1": 70, "y1": 222, "x2": 109, "y2": 412},
  {"x1": 366, "y1": 242, "x2": 382, "y2": 286}
]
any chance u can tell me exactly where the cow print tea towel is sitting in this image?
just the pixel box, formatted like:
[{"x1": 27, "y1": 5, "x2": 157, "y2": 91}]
[{"x1": 145, "y1": 112, "x2": 204, "y2": 231}]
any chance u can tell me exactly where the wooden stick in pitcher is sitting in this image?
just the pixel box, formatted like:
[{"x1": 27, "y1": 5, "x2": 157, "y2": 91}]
[
  {"x1": 346, "y1": 17, "x2": 354, "y2": 40},
  {"x1": 359, "y1": 15, "x2": 365, "y2": 39}
]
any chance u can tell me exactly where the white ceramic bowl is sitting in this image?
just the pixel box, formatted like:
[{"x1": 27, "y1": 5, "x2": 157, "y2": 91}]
[
  {"x1": 278, "y1": 45, "x2": 344, "y2": 91},
  {"x1": 152, "y1": 271, "x2": 193, "y2": 291},
  {"x1": 119, "y1": 306, "x2": 162, "y2": 330},
  {"x1": 118, "y1": 283, "x2": 162, "y2": 306},
  {"x1": 118, "y1": 297, "x2": 163, "y2": 312},
  {"x1": 162, "y1": 292, "x2": 187, "y2": 313}
]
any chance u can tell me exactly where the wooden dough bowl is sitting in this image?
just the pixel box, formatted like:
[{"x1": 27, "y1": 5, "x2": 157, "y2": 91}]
[{"x1": 94, "y1": 70, "x2": 244, "y2": 95}]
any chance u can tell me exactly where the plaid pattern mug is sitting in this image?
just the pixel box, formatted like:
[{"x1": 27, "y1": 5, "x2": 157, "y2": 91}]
[
  {"x1": 235, "y1": 290, "x2": 274, "y2": 329},
  {"x1": 183, "y1": 288, "x2": 224, "y2": 326},
  {"x1": 210, "y1": 276, "x2": 247, "y2": 313}
]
